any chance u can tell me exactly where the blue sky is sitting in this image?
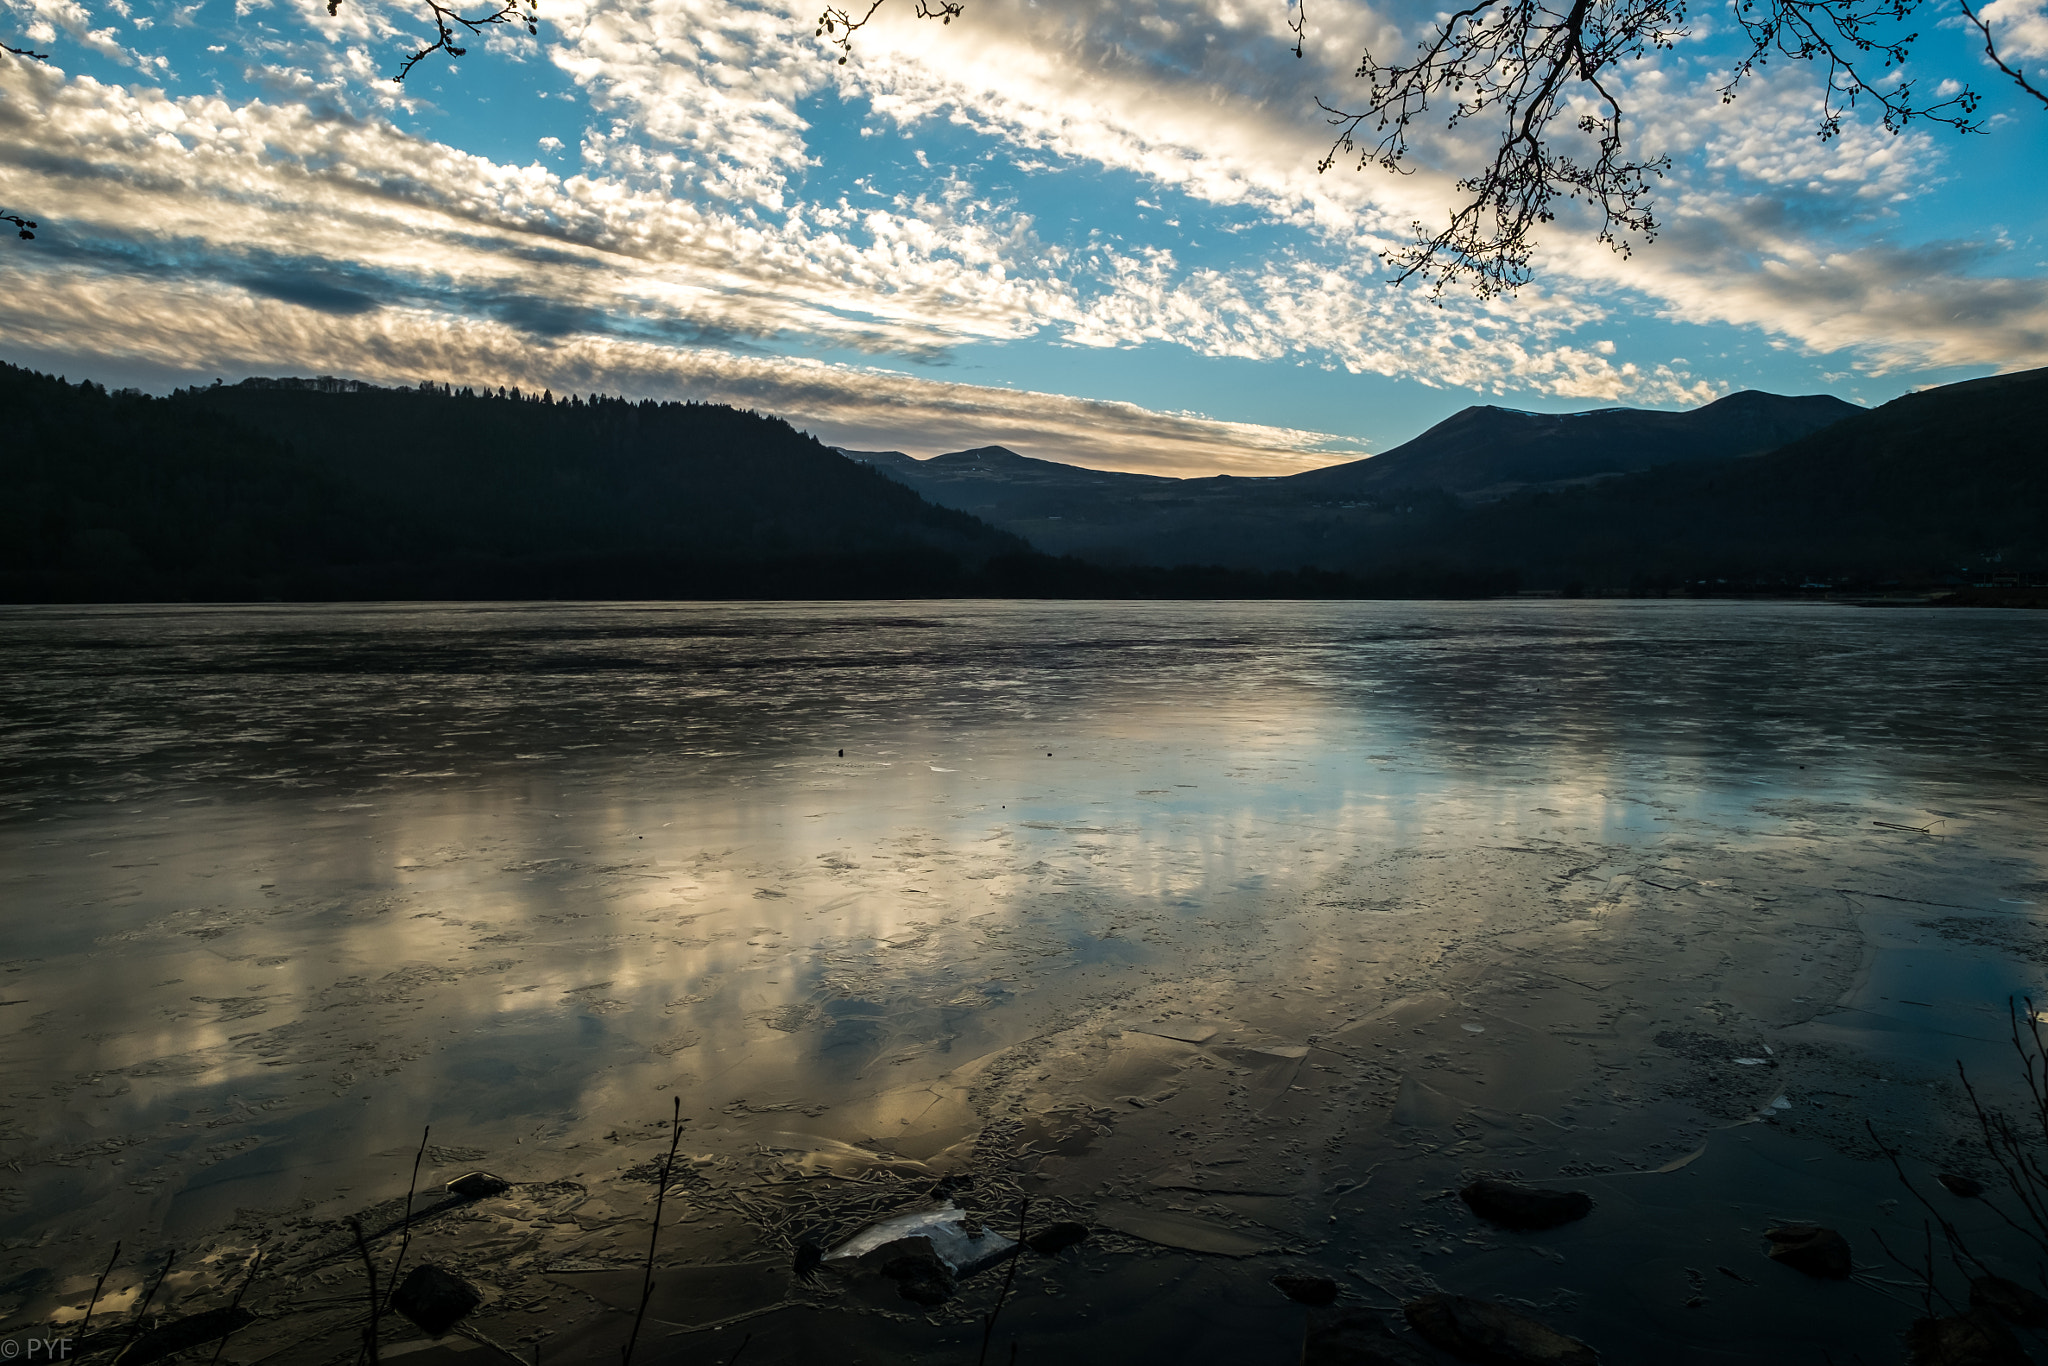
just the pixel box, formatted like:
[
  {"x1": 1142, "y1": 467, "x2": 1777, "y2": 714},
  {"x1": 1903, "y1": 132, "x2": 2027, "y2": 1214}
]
[{"x1": 1, "y1": 0, "x2": 2044, "y2": 473}]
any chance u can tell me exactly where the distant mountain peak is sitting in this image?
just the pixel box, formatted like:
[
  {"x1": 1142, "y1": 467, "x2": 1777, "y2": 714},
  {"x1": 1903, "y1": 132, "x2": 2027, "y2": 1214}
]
[{"x1": 1293, "y1": 389, "x2": 1861, "y2": 497}]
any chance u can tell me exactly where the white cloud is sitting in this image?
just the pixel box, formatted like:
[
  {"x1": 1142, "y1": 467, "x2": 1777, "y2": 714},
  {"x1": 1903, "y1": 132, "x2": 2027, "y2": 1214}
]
[
  {"x1": 1978, "y1": 0, "x2": 2048, "y2": 60},
  {"x1": 0, "y1": 40, "x2": 1731, "y2": 412},
  {"x1": 0, "y1": 0, "x2": 2041, "y2": 478},
  {"x1": 0, "y1": 263, "x2": 1367, "y2": 474}
]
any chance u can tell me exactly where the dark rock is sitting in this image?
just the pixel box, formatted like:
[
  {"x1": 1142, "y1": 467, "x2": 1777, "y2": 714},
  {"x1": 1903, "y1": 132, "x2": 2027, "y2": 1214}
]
[
  {"x1": 793, "y1": 1239, "x2": 824, "y2": 1282},
  {"x1": 446, "y1": 1171, "x2": 511, "y2": 1199},
  {"x1": 1763, "y1": 1225, "x2": 1853, "y2": 1279},
  {"x1": 390, "y1": 1264, "x2": 484, "y2": 1336},
  {"x1": 1458, "y1": 1179, "x2": 1594, "y2": 1232},
  {"x1": 1274, "y1": 1273, "x2": 1341, "y2": 1307},
  {"x1": 1905, "y1": 1310, "x2": 2032, "y2": 1366},
  {"x1": 109, "y1": 1306, "x2": 257, "y2": 1365},
  {"x1": 1026, "y1": 1221, "x2": 1091, "y2": 1257},
  {"x1": 1305, "y1": 1310, "x2": 1444, "y2": 1366},
  {"x1": 879, "y1": 1248, "x2": 956, "y2": 1306},
  {"x1": 1404, "y1": 1294, "x2": 1598, "y2": 1366},
  {"x1": 1941, "y1": 1173, "x2": 1988, "y2": 1198},
  {"x1": 1972, "y1": 1276, "x2": 2048, "y2": 1327}
]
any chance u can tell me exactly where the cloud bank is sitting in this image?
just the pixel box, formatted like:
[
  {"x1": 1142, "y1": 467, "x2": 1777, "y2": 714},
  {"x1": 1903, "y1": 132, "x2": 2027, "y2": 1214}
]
[{"x1": 0, "y1": 0, "x2": 2042, "y2": 476}]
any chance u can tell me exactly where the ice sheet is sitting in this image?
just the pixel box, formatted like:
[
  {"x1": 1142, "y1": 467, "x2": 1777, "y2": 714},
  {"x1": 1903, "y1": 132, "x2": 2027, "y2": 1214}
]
[{"x1": 0, "y1": 600, "x2": 2044, "y2": 1363}]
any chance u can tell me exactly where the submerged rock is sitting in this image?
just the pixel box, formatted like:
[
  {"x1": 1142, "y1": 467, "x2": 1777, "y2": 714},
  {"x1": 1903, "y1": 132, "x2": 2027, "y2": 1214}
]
[
  {"x1": 1940, "y1": 1173, "x2": 1989, "y2": 1198},
  {"x1": 1273, "y1": 1273, "x2": 1340, "y2": 1306},
  {"x1": 823, "y1": 1201, "x2": 1019, "y2": 1279},
  {"x1": 1458, "y1": 1179, "x2": 1594, "y2": 1232},
  {"x1": 823, "y1": 1200, "x2": 1022, "y2": 1304},
  {"x1": 879, "y1": 1246, "x2": 957, "y2": 1306},
  {"x1": 1026, "y1": 1221, "x2": 1091, "y2": 1257},
  {"x1": 1972, "y1": 1276, "x2": 2048, "y2": 1327},
  {"x1": 1905, "y1": 1310, "x2": 2032, "y2": 1366},
  {"x1": 446, "y1": 1171, "x2": 511, "y2": 1200},
  {"x1": 1404, "y1": 1293, "x2": 1598, "y2": 1365},
  {"x1": 390, "y1": 1264, "x2": 483, "y2": 1337},
  {"x1": 793, "y1": 1239, "x2": 825, "y2": 1281},
  {"x1": 1763, "y1": 1225, "x2": 1853, "y2": 1279},
  {"x1": 1304, "y1": 1310, "x2": 1443, "y2": 1366}
]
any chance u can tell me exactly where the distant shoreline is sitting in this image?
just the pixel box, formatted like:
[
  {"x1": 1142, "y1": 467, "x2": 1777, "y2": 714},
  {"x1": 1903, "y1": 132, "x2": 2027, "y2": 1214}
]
[{"x1": 2, "y1": 589, "x2": 2041, "y2": 608}]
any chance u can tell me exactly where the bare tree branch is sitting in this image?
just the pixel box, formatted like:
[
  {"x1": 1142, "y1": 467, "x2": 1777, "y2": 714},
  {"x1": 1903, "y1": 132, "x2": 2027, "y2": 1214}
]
[
  {"x1": 1720, "y1": 0, "x2": 1982, "y2": 139},
  {"x1": 1958, "y1": 0, "x2": 2048, "y2": 110},
  {"x1": 1318, "y1": 0, "x2": 1682, "y2": 298},
  {"x1": 806, "y1": 0, "x2": 2040, "y2": 299},
  {"x1": 815, "y1": 0, "x2": 962, "y2": 65},
  {"x1": 1317, "y1": 0, "x2": 2048, "y2": 297},
  {"x1": 392, "y1": 0, "x2": 536, "y2": 83},
  {"x1": 6, "y1": 38, "x2": 50, "y2": 241},
  {"x1": 324, "y1": 0, "x2": 538, "y2": 84}
]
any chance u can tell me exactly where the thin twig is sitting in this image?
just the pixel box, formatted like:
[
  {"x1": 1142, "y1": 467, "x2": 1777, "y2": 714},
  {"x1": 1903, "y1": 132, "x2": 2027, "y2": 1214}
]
[
  {"x1": 208, "y1": 1246, "x2": 267, "y2": 1366},
  {"x1": 132, "y1": 1248, "x2": 178, "y2": 1328},
  {"x1": 391, "y1": 0, "x2": 532, "y2": 83},
  {"x1": 1866, "y1": 1119, "x2": 1994, "y2": 1280},
  {"x1": 1957, "y1": 0, "x2": 2048, "y2": 110},
  {"x1": 1868, "y1": 1218, "x2": 1964, "y2": 1315},
  {"x1": 621, "y1": 1096, "x2": 685, "y2": 1366},
  {"x1": 349, "y1": 1218, "x2": 382, "y2": 1366},
  {"x1": 815, "y1": 0, "x2": 961, "y2": 64},
  {"x1": 384, "y1": 1125, "x2": 431, "y2": 1312},
  {"x1": 80, "y1": 1242, "x2": 121, "y2": 1336},
  {"x1": 978, "y1": 1197, "x2": 1031, "y2": 1366}
]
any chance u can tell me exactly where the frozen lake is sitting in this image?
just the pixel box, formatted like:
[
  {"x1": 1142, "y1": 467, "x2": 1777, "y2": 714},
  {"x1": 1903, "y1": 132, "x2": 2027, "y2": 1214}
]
[{"x1": 2, "y1": 600, "x2": 2046, "y2": 1363}]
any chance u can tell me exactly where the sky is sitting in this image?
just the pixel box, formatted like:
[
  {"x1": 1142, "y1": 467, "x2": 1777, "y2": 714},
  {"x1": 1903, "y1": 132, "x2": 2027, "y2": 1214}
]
[{"x1": 0, "y1": 0, "x2": 2045, "y2": 475}]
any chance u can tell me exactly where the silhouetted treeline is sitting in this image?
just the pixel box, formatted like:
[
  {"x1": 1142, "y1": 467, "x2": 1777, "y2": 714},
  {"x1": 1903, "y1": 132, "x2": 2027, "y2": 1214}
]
[
  {"x1": 8, "y1": 360, "x2": 2035, "y2": 603},
  {"x1": 1, "y1": 367, "x2": 1012, "y2": 601},
  {"x1": 0, "y1": 367, "x2": 1508, "y2": 601}
]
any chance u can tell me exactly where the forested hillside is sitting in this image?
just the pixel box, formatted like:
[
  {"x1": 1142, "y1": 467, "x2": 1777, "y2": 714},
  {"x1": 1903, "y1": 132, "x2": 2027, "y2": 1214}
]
[{"x1": 0, "y1": 370, "x2": 1023, "y2": 600}]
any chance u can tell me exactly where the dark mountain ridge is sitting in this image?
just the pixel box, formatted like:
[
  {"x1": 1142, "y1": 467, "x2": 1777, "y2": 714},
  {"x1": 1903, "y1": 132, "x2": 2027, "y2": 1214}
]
[
  {"x1": 0, "y1": 367, "x2": 1028, "y2": 601},
  {"x1": 1423, "y1": 365, "x2": 2048, "y2": 589},
  {"x1": 5, "y1": 360, "x2": 2038, "y2": 601},
  {"x1": 3, "y1": 366, "x2": 1491, "y2": 601},
  {"x1": 844, "y1": 445, "x2": 1185, "y2": 524},
  {"x1": 1288, "y1": 389, "x2": 1863, "y2": 498},
  {"x1": 849, "y1": 390, "x2": 1863, "y2": 568}
]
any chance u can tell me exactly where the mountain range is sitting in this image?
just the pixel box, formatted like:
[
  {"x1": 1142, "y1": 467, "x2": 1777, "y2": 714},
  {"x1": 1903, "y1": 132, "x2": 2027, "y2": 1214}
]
[
  {"x1": 842, "y1": 389, "x2": 1865, "y2": 569},
  {"x1": 2, "y1": 360, "x2": 2041, "y2": 601},
  {"x1": 844, "y1": 372, "x2": 2044, "y2": 589}
]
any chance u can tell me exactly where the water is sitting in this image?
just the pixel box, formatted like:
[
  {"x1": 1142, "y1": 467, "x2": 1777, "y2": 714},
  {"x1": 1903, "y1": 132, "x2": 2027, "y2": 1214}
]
[{"x1": 1, "y1": 600, "x2": 2045, "y2": 1363}]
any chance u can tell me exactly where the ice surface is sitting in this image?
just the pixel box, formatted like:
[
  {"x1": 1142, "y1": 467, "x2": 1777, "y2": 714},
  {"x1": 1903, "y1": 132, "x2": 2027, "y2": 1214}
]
[{"x1": 0, "y1": 600, "x2": 2044, "y2": 1363}]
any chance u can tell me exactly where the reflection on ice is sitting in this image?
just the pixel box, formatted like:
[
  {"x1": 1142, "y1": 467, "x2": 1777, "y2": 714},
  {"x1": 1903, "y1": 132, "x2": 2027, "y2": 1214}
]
[{"x1": 1, "y1": 601, "x2": 2046, "y2": 1361}]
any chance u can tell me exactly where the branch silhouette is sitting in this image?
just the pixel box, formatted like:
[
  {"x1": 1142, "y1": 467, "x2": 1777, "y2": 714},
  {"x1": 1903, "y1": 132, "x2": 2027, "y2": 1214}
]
[
  {"x1": 815, "y1": 0, "x2": 963, "y2": 65},
  {"x1": 4, "y1": 41, "x2": 48, "y2": 241},
  {"x1": 323, "y1": 0, "x2": 538, "y2": 83},
  {"x1": 812, "y1": 0, "x2": 2046, "y2": 298}
]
